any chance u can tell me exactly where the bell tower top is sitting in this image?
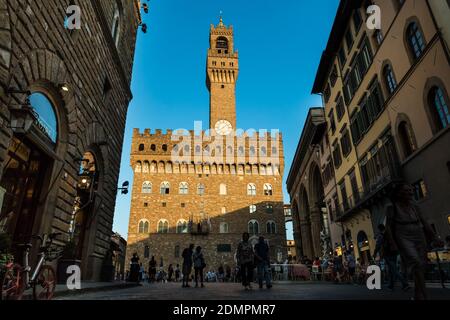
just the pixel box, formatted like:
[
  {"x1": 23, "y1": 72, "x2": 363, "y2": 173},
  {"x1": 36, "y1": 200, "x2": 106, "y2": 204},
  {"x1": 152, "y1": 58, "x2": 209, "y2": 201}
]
[{"x1": 206, "y1": 16, "x2": 239, "y2": 133}]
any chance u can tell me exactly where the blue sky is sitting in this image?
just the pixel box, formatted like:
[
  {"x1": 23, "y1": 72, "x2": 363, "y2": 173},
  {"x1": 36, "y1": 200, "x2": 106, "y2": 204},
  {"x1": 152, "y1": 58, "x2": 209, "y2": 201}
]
[{"x1": 112, "y1": 0, "x2": 340, "y2": 240}]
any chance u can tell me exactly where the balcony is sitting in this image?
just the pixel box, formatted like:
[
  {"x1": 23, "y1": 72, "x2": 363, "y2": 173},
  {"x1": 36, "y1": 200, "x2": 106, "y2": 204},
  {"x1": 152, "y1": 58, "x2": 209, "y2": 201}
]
[{"x1": 333, "y1": 163, "x2": 401, "y2": 222}]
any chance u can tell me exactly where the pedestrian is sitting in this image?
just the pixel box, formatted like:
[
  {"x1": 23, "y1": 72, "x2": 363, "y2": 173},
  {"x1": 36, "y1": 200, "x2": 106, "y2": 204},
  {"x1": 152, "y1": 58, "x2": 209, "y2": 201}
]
[
  {"x1": 254, "y1": 236, "x2": 272, "y2": 289},
  {"x1": 129, "y1": 253, "x2": 140, "y2": 283},
  {"x1": 376, "y1": 224, "x2": 411, "y2": 291},
  {"x1": 148, "y1": 256, "x2": 157, "y2": 283},
  {"x1": 182, "y1": 244, "x2": 195, "y2": 288},
  {"x1": 175, "y1": 264, "x2": 181, "y2": 282},
  {"x1": 236, "y1": 232, "x2": 255, "y2": 290},
  {"x1": 346, "y1": 251, "x2": 356, "y2": 283},
  {"x1": 193, "y1": 246, "x2": 206, "y2": 288},
  {"x1": 386, "y1": 182, "x2": 438, "y2": 300},
  {"x1": 332, "y1": 252, "x2": 343, "y2": 283},
  {"x1": 168, "y1": 264, "x2": 174, "y2": 282}
]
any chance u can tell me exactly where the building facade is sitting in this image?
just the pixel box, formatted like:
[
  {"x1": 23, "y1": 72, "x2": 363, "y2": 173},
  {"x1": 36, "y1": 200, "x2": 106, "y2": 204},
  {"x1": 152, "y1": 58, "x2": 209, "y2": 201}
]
[
  {"x1": 301, "y1": 0, "x2": 450, "y2": 261},
  {"x1": 126, "y1": 18, "x2": 287, "y2": 270},
  {"x1": 0, "y1": 0, "x2": 142, "y2": 280}
]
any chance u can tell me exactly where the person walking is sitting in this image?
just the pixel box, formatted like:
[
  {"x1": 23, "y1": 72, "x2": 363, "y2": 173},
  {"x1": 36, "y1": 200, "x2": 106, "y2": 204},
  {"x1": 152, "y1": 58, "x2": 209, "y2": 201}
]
[
  {"x1": 193, "y1": 246, "x2": 206, "y2": 288},
  {"x1": 386, "y1": 182, "x2": 438, "y2": 300},
  {"x1": 254, "y1": 236, "x2": 272, "y2": 289},
  {"x1": 168, "y1": 264, "x2": 174, "y2": 282},
  {"x1": 129, "y1": 253, "x2": 140, "y2": 283},
  {"x1": 182, "y1": 244, "x2": 195, "y2": 288},
  {"x1": 376, "y1": 224, "x2": 411, "y2": 291},
  {"x1": 148, "y1": 256, "x2": 157, "y2": 283},
  {"x1": 346, "y1": 251, "x2": 356, "y2": 283},
  {"x1": 236, "y1": 232, "x2": 255, "y2": 290}
]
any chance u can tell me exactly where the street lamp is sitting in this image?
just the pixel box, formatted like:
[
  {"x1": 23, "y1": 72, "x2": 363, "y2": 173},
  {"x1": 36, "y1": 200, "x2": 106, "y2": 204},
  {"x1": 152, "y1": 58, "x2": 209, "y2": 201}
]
[
  {"x1": 117, "y1": 181, "x2": 129, "y2": 195},
  {"x1": 8, "y1": 101, "x2": 38, "y2": 133}
]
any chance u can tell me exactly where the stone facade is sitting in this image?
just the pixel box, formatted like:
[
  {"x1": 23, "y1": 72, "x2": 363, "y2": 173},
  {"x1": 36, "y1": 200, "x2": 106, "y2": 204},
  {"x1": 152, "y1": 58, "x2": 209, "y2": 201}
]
[
  {"x1": 0, "y1": 0, "x2": 141, "y2": 280},
  {"x1": 126, "y1": 18, "x2": 287, "y2": 271}
]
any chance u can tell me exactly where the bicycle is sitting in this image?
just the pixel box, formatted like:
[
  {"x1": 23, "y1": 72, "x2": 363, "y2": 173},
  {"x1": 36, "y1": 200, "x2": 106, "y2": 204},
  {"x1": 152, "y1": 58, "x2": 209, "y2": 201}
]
[{"x1": 1, "y1": 232, "x2": 62, "y2": 300}]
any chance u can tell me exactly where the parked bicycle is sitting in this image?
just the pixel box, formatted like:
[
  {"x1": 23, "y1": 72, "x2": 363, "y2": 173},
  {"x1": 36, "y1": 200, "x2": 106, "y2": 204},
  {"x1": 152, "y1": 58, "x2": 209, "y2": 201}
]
[{"x1": 1, "y1": 232, "x2": 62, "y2": 300}]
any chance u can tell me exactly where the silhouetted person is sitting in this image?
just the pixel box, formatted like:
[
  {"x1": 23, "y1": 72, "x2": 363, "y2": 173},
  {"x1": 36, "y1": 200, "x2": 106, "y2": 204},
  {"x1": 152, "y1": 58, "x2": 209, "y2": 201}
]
[
  {"x1": 236, "y1": 232, "x2": 255, "y2": 290},
  {"x1": 168, "y1": 264, "x2": 174, "y2": 282},
  {"x1": 386, "y1": 182, "x2": 437, "y2": 300},
  {"x1": 148, "y1": 256, "x2": 157, "y2": 283},
  {"x1": 193, "y1": 246, "x2": 206, "y2": 288},
  {"x1": 129, "y1": 253, "x2": 140, "y2": 283},
  {"x1": 254, "y1": 236, "x2": 272, "y2": 289},
  {"x1": 182, "y1": 244, "x2": 195, "y2": 288}
]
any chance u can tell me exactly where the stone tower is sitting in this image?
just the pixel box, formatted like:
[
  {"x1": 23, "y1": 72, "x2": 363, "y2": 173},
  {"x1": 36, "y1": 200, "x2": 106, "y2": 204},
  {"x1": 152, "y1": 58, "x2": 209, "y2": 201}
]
[
  {"x1": 126, "y1": 17, "x2": 287, "y2": 271},
  {"x1": 207, "y1": 17, "x2": 239, "y2": 131}
]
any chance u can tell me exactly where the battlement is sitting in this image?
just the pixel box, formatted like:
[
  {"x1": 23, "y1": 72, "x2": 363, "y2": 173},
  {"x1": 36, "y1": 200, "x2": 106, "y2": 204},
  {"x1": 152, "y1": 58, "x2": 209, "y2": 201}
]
[{"x1": 132, "y1": 128, "x2": 283, "y2": 141}]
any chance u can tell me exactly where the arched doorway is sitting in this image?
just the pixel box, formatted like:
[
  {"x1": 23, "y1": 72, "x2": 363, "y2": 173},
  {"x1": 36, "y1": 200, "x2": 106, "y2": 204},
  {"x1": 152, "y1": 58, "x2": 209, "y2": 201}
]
[
  {"x1": 0, "y1": 91, "x2": 59, "y2": 261},
  {"x1": 70, "y1": 151, "x2": 100, "y2": 260},
  {"x1": 357, "y1": 231, "x2": 372, "y2": 265}
]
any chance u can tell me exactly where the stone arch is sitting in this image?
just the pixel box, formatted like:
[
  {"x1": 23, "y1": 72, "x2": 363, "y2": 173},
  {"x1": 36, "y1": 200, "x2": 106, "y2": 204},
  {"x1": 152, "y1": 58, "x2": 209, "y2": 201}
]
[
  {"x1": 5, "y1": 47, "x2": 78, "y2": 250},
  {"x1": 290, "y1": 199, "x2": 303, "y2": 258}
]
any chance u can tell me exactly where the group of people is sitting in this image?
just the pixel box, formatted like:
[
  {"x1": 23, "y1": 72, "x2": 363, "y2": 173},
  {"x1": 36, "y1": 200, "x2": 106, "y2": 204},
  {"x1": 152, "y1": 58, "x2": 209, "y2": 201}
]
[{"x1": 307, "y1": 182, "x2": 447, "y2": 300}]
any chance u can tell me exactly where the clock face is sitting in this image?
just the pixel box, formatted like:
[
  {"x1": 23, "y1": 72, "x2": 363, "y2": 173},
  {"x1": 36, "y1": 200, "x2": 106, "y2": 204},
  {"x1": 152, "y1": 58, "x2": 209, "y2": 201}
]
[{"x1": 215, "y1": 120, "x2": 233, "y2": 135}]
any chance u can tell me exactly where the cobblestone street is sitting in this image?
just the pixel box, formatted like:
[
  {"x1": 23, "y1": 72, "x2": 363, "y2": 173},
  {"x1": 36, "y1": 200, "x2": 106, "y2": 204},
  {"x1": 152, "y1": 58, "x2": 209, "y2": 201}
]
[{"x1": 56, "y1": 282, "x2": 450, "y2": 300}]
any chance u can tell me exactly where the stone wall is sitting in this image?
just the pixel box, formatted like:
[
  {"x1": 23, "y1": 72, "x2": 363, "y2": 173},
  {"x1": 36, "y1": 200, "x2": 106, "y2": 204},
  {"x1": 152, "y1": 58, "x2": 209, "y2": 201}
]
[{"x1": 0, "y1": 0, "x2": 140, "y2": 280}]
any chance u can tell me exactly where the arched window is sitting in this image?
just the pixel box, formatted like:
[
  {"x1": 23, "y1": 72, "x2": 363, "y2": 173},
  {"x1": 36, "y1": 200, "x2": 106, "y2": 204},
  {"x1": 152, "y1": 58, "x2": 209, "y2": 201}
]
[
  {"x1": 219, "y1": 183, "x2": 227, "y2": 195},
  {"x1": 179, "y1": 182, "x2": 189, "y2": 195},
  {"x1": 138, "y1": 220, "x2": 149, "y2": 234},
  {"x1": 247, "y1": 183, "x2": 257, "y2": 196},
  {"x1": 398, "y1": 121, "x2": 416, "y2": 158},
  {"x1": 160, "y1": 181, "x2": 170, "y2": 195},
  {"x1": 428, "y1": 86, "x2": 450, "y2": 131},
  {"x1": 111, "y1": 4, "x2": 121, "y2": 46},
  {"x1": 138, "y1": 144, "x2": 145, "y2": 151},
  {"x1": 220, "y1": 222, "x2": 229, "y2": 234},
  {"x1": 406, "y1": 22, "x2": 425, "y2": 60},
  {"x1": 249, "y1": 205, "x2": 257, "y2": 214},
  {"x1": 383, "y1": 64, "x2": 397, "y2": 94},
  {"x1": 197, "y1": 183, "x2": 205, "y2": 195},
  {"x1": 250, "y1": 146, "x2": 256, "y2": 156},
  {"x1": 142, "y1": 161, "x2": 149, "y2": 173},
  {"x1": 135, "y1": 161, "x2": 142, "y2": 173},
  {"x1": 176, "y1": 220, "x2": 188, "y2": 233},
  {"x1": 261, "y1": 147, "x2": 267, "y2": 156},
  {"x1": 144, "y1": 245, "x2": 150, "y2": 258},
  {"x1": 28, "y1": 92, "x2": 58, "y2": 143},
  {"x1": 248, "y1": 220, "x2": 259, "y2": 235},
  {"x1": 162, "y1": 144, "x2": 168, "y2": 152},
  {"x1": 142, "y1": 181, "x2": 152, "y2": 193},
  {"x1": 158, "y1": 219, "x2": 169, "y2": 234},
  {"x1": 216, "y1": 36, "x2": 228, "y2": 50},
  {"x1": 266, "y1": 221, "x2": 276, "y2": 234},
  {"x1": 151, "y1": 144, "x2": 156, "y2": 151},
  {"x1": 264, "y1": 183, "x2": 273, "y2": 196}
]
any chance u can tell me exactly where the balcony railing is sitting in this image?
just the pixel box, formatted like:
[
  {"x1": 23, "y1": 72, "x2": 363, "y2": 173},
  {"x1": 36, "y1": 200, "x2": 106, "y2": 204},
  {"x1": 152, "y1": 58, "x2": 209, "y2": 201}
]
[{"x1": 332, "y1": 162, "x2": 401, "y2": 222}]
